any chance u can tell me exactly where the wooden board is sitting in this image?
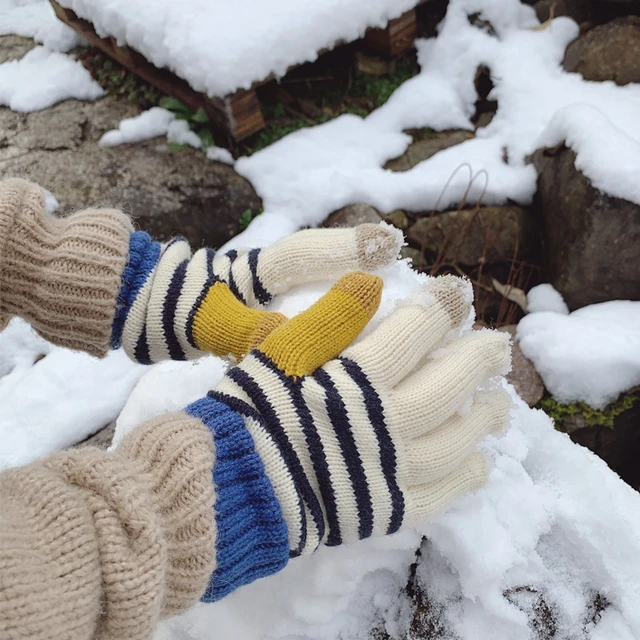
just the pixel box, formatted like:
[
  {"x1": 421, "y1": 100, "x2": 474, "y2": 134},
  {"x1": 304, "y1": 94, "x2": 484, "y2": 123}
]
[
  {"x1": 50, "y1": 1, "x2": 426, "y2": 152},
  {"x1": 366, "y1": 9, "x2": 418, "y2": 58}
]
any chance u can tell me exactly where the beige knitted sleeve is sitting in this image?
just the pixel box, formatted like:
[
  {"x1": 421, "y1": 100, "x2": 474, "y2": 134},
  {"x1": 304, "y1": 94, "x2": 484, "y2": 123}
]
[
  {"x1": 0, "y1": 412, "x2": 216, "y2": 640},
  {"x1": 0, "y1": 178, "x2": 133, "y2": 357}
]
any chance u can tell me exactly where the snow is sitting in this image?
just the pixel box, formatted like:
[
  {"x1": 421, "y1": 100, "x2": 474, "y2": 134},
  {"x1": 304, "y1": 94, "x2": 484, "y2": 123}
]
[
  {"x1": 0, "y1": 0, "x2": 81, "y2": 52},
  {"x1": 99, "y1": 106, "x2": 218, "y2": 152},
  {"x1": 0, "y1": 318, "x2": 146, "y2": 469},
  {"x1": 224, "y1": 0, "x2": 640, "y2": 250},
  {"x1": 54, "y1": 0, "x2": 419, "y2": 97},
  {"x1": 0, "y1": 45, "x2": 104, "y2": 111},
  {"x1": 105, "y1": 263, "x2": 640, "y2": 640},
  {"x1": 518, "y1": 295, "x2": 640, "y2": 408},
  {"x1": 2, "y1": 0, "x2": 640, "y2": 637},
  {"x1": 526, "y1": 283, "x2": 569, "y2": 315},
  {"x1": 536, "y1": 105, "x2": 640, "y2": 206},
  {"x1": 99, "y1": 106, "x2": 176, "y2": 147}
]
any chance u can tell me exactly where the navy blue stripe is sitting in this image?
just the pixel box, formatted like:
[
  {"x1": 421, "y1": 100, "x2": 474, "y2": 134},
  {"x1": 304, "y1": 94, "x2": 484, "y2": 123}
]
[
  {"x1": 209, "y1": 390, "x2": 308, "y2": 557},
  {"x1": 339, "y1": 358, "x2": 404, "y2": 534},
  {"x1": 110, "y1": 232, "x2": 160, "y2": 349},
  {"x1": 186, "y1": 248, "x2": 219, "y2": 349},
  {"x1": 223, "y1": 366, "x2": 327, "y2": 548},
  {"x1": 313, "y1": 368, "x2": 374, "y2": 541},
  {"x1": 224, "y1": 249, "x2": 247, "y2": 305},
  {"x1": 248, "y1": 248, "x2": 272, "y2": 306},
  {"x1": 162, "y1": 260, "x2": 188, "y2": 360},
  {"x1": 253, "y1": 351, "x2": 340, "y2": 547},
  {"x1": 134, "y1": 325, "x2": 152, "y2": 365}
]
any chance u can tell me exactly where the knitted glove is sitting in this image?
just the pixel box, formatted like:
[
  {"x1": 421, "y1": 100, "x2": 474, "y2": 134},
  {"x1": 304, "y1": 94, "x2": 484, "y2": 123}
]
[
  {"x1": 111, "y1": 224, "x2": 401, "y2": 364},
  {"x1": 186, "y1": 275, "x2": 511, "y2": 601},
  {"x1": 0, "y1": 178, "x2": 401, "y2": 362},
  {"x1": 0, "y1": 271, "x2": 383, "y2": 640}
]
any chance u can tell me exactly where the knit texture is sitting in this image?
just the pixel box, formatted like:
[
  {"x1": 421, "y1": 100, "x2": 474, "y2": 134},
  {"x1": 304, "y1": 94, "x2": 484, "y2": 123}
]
[
  {"x1": 0, "y1": 178, "x2": 132, "y2": 357},
  {"x1": 113, "y1": 223, "x2": 401, "y2": 364},
  {"x1": 0, "y1": 413, "x2": 216, "y2": 640},
  {"x1": 186, "y1": 395, "x2": 289, "y2": 602},
  {"x1": 214, "y1": 275, "x2": 512, "y2": 554}
]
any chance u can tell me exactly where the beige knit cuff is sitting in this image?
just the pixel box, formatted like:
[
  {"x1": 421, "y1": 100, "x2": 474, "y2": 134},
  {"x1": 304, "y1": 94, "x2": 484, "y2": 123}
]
[
  {"x1": 0, "y1": 412, "x2": 216, "y2": 640},
  {"x1": 0, "y1": 178, "x2": 133, "y2": 357}
]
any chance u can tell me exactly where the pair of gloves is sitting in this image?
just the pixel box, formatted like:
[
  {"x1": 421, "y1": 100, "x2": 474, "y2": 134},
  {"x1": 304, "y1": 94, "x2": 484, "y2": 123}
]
[{"x1": 0, "y1": 178, "x2": 510, "y2": 640}]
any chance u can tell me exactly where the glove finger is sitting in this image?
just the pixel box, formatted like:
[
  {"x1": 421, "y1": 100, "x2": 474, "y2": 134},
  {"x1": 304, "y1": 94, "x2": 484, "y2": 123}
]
[
  {"x1": 392, "y1": 330, "x2": 511, "y2": 440},
  {"x1": 258, "y1": 272, "x2": 383, "y2": 378},
  {"x1": 403, "y1": 391, "x2": 510, "y2": 485},
  {"x1": 244, "y1": 224, "x2": 402, "y2": 303},
  {"x1": 341, "y1": 275, "x2": 471, "y2": 388},
  {"x1": 404, "y1": 452, "x2": 489, "y2": 524},
  {"x1": 192, "y1": 280, "x2": 287, "y2": 360}
]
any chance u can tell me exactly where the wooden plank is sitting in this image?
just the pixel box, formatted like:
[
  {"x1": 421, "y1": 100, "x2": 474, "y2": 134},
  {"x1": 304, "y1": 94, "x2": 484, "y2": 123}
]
[
  {"x1": 366, "y1": 9, "x2": 417, "y2": 58},
  {"x1": 50, "y1": 0, "x2": 264, "y2": 152}
]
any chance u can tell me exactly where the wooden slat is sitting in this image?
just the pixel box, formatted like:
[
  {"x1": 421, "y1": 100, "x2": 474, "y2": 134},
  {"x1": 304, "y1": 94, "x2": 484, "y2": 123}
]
[{"x1": 366, "y1": 9, "x2": 417, "y2": 58}]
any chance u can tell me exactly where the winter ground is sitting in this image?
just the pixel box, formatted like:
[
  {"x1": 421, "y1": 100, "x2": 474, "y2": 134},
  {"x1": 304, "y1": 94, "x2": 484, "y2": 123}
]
[{"x1": 1, "y1": 0, "x2": 640, "y2": 638}]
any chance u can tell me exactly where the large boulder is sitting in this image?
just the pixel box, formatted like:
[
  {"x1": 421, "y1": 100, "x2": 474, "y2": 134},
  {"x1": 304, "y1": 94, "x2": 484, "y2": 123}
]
[
  {"x1": 406, "y1": 205, "x2": 538, "y2": 266},
  {"x1": 532, "y1": 146, "x2": 640, "y2": 310},
  {"x1": 0, "y1": 98, "x2": 262, "y2": 248},
  {"x1": 563, "y1": 16, "x2": 640, "y2": 85}
]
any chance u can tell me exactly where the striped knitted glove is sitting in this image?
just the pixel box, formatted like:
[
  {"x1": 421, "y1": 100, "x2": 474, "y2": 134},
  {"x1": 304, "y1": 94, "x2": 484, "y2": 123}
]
[
  {"x1": 111, "y1": 224, "x2": 401, "y2": 364},
  {"x1": 187, "y1": 275, "x2": 511, "y2": 601}
]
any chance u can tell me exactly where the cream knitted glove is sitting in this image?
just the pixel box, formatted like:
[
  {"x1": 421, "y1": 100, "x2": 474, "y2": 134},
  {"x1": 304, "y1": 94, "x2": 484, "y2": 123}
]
[{"x1": 189, "y1": 275, "x2": 511, "y2": 601}]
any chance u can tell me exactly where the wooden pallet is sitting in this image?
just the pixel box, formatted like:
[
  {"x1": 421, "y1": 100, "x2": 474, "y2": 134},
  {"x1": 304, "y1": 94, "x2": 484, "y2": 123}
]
[{"x1": 51, "y1": 1, "x2": 422, "y2": 153}]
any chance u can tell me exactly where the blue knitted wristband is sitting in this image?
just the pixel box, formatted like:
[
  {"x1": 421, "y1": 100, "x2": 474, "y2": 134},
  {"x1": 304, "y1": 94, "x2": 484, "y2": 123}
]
[
  {"x1": 186, "y1": 394, "x2": 290, "y2": 602},
  {"x1": 110, "y1": 231, "x2": 161, "y2": 350}
]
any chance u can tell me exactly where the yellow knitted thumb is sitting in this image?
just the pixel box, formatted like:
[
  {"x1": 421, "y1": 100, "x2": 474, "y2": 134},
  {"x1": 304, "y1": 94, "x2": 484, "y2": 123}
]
[
  {"x1": 192, "y1": 281, "x2": 287, "y2": 360},
  {"x1": 258, "y1": 271, "x2": 383, "y2": 379}
]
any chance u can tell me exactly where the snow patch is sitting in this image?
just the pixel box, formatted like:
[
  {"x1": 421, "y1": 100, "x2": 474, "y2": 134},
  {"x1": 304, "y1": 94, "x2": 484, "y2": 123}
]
[
  {"x1": 518, "y1": 300, "x2": 640, "y2": 408},
  {"x1": 0, "y1": 0, "x2": 81, "y2": 52},
  {"x1": 0, "y1": 319, "x2": 146, "y2": 469},
  {"x1": 526, "y1": 283, "x2": 569, "y2": 315},
  {"x1": 0, "y1": 45, "x2": 104, "y2": 111}
]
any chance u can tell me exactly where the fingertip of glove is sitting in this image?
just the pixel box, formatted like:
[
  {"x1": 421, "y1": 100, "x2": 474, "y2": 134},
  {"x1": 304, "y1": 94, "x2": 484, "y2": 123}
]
[
  {"x1": 333, "y1": 271, "x2": 383, "y2": 320},
  {"x1": 355, "y1": 222, "x2": 403, "y2": 271}
]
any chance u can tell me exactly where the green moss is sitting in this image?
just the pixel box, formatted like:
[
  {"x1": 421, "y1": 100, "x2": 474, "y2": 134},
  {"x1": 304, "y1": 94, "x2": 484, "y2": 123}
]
[{"x1": 538, "y1": 393, "x2": 639, "y2": 431}]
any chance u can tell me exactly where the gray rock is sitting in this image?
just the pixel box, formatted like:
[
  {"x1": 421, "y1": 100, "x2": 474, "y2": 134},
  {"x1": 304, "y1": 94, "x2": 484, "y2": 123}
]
[
  {"x1": 1, "y1": 98, "x2": 262, "y2": 248},
  {"x1": 553, "y1": 389, "x2": 640, "y2": 491},
  {"x1": 534, "y1": 0, "x2": 597, "y2": 25},
  {"x1": 406, "y1": 206, "x2": 538, "y2": 266},
  {"x1": 563, "y1": 16, "x2": 640, "y2": 85},
  {"x1": 531, "y1": 146, "x2": 640, "y2": 310},
  {"x1": 384, "y1": 130, "x2": 474, "y2": 172},
  {"x1": 498, "y1": 325, "x2": 545, "y2": 407},
  {"x1": 75, "y1": 421, "x2": 116, "y2": 450},
  {"x1": 386, "y1": 209, "x2": 409, "y2": 230},
  {"x1": 399, "y1": 246, "x2": 423, "y2": 267},
  {"x1": 0, "y1": 35, "x2": 36, "y2": 64},
  {"x1": 323, "y1": 203, "x2": 382, "y2": 227}
]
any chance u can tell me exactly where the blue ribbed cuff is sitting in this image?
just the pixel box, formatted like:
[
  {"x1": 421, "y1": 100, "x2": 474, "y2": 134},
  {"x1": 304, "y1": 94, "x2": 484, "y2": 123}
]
[
  {"x1": 186, "y1": 395, "x2": 290, "y2": 602},
  {"x1": 110, "y1": 231, "x2": 161, "y2": 349}
]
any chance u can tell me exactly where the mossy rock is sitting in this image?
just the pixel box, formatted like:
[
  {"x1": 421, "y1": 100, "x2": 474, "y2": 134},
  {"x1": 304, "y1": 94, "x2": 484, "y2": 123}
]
[{"x1": 538, "y1": 390, "x2": 640, "y2": 490}]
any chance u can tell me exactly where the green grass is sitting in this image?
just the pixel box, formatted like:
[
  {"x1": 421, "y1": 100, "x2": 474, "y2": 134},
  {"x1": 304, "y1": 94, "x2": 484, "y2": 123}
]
[{"x1": 246, "y1": 54, "x2": 419, "y2": 153}]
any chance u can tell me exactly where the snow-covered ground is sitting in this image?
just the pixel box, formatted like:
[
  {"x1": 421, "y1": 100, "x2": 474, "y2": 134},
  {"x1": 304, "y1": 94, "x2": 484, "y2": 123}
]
[{"x1": 1, "y1": 0, "x2": 640, "y2": 638}]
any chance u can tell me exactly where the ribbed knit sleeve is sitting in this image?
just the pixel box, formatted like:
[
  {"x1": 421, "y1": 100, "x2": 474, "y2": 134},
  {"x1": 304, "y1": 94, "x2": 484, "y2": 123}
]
[
  {"x1": 0, "y1": 412, "x2": 216, "y2": 640},
  {"x1": 0, "y1": 178, "x2": 133, "y2": 357}
]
